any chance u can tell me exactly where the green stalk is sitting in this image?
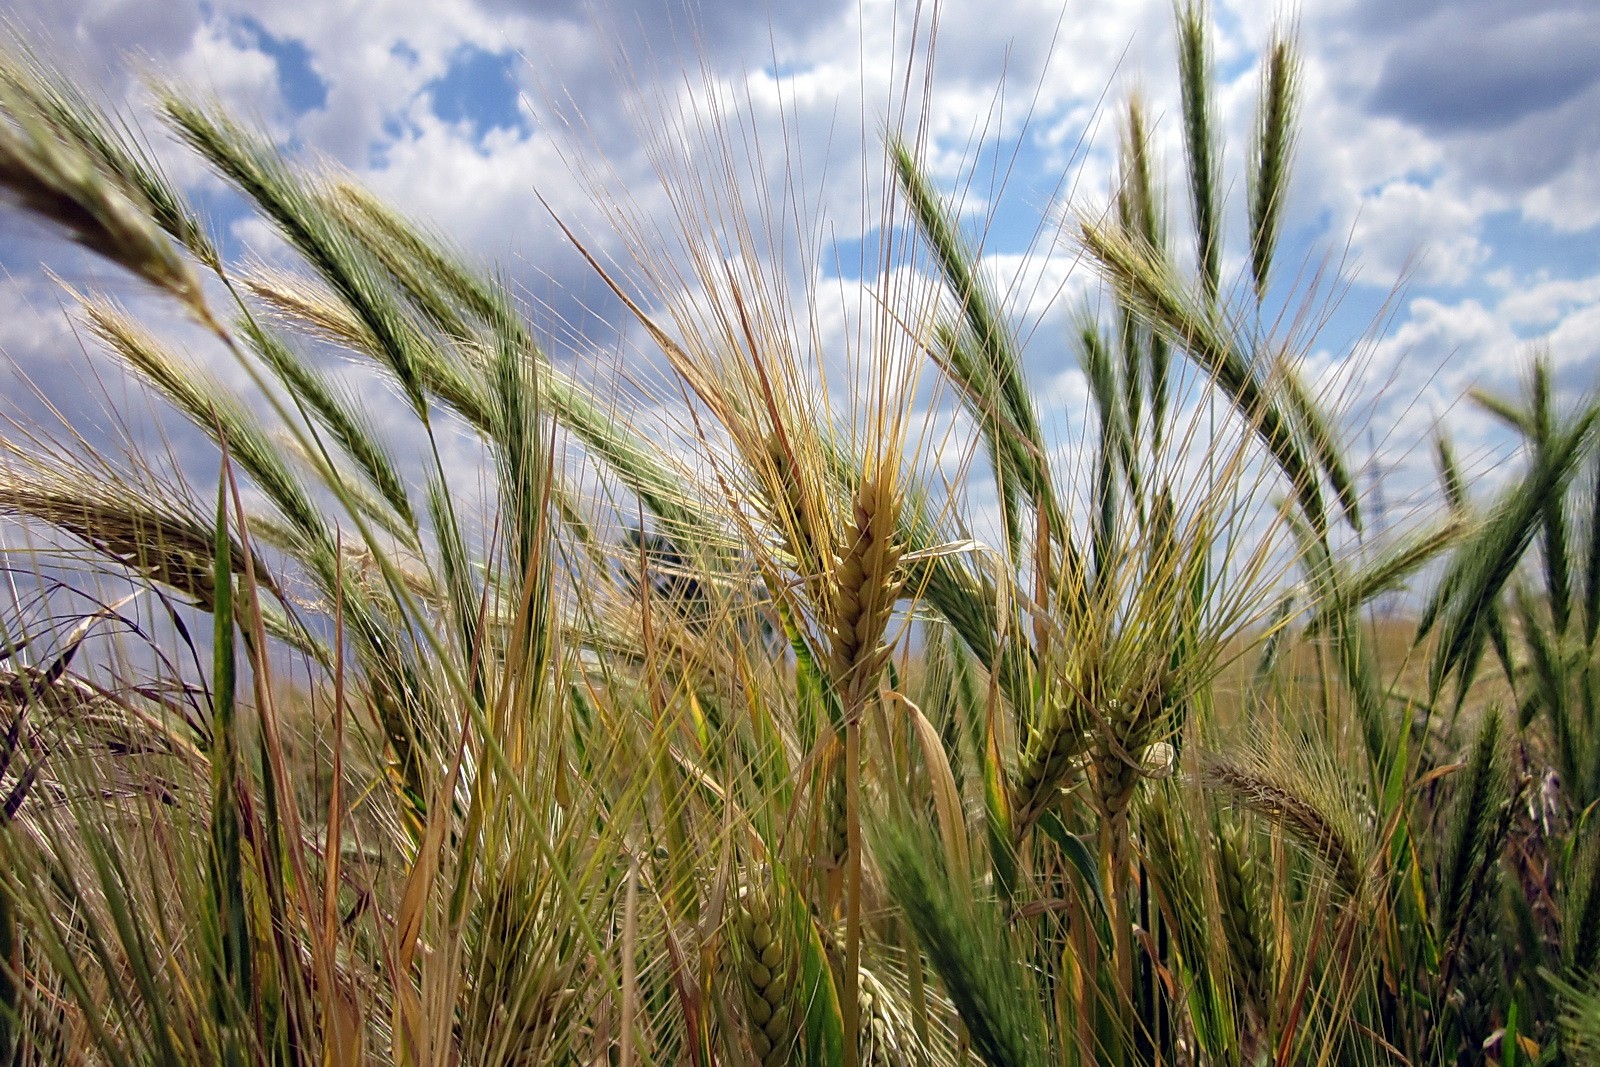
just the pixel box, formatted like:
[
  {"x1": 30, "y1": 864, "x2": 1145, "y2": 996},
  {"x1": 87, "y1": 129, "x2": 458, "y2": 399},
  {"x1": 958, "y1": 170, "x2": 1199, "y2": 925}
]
[
  {"x1": 209, "y1": 462, "x2": 252, "y2": 1067},
  {"x1": 0, "y1": 875, "x2": 14, "y2": 1067},
  {"x1": 842, "y1": 719, "x2": 863, "y2": 1067}
]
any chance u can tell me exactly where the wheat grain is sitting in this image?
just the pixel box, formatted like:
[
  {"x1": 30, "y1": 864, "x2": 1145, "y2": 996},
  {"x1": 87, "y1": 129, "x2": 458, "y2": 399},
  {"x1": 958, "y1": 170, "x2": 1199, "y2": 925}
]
[{"x1": 734, "y1": 882, "x2": 800, "y2": 1067}]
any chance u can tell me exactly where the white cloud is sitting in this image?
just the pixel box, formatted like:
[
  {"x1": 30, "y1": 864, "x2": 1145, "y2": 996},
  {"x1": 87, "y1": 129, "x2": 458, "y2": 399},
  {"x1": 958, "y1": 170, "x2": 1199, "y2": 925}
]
[
  {"x1": 1522, "y1": 143, "x2": 1600, "y2": 234},
  {"x1": 1346, "y1": 179, "x2": 1488, "y2": 287},
  {"x1": 168, "y1": 19, "x2": 283, "y2": 123},
  {"x1": 1546, "y1": 302, "x2": 1600, "y2": 389},
  {"x1": 1498, "y1": 274, "x2": 1600, "y2": 330}
]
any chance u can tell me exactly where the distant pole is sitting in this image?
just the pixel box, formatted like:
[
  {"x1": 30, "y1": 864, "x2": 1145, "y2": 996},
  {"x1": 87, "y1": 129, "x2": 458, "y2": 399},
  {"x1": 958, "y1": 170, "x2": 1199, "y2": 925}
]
[{"x1": 1362, "y1": 428, "x2": 1395, "y2": 617}]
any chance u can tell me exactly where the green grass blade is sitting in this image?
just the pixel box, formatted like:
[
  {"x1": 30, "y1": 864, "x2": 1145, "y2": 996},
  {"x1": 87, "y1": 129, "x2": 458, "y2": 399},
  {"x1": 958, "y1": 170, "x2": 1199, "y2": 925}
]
[{"x1": 1438, "y1": 709, "x2": 1506, "y2": 946}]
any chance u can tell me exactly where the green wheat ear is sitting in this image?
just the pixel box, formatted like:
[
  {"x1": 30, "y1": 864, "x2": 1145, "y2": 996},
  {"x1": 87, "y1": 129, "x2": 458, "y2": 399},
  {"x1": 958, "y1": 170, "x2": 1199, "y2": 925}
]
[
  {"x1": 0, "y1": 49, "x2": 212, "y2": 315},
  {"x1": 1437, "y1": 708, "x2": 1507, "y2": 947},
  {"x1": 1177, "y1": 0, "x2": 1222, "y2": 305},
  {"x1": 874, "y1": 818, "x2": 1046, "y2": 1067},
  {"x1": 1248, "y1": 28, "x2": 1299, "y2": 301}
]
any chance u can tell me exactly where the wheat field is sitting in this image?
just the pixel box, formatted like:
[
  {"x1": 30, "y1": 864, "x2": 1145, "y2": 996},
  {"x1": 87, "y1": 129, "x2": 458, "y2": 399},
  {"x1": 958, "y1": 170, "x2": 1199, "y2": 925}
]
[{"x1": 0, "y1": 5, "x2": 1596, "y2": 1065}]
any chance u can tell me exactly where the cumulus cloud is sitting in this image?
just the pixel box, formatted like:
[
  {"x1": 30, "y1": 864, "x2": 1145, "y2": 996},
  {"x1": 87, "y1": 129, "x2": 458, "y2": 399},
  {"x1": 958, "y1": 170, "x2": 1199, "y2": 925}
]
[
  {"x1": 1337, "y1": 0, "x2": 1600, "y2": 230},
  {"x1": 1346, "y1": 179, "x2": 1488, "y2": 287},
  {"x1": 1, "y1": 0, "x2": 1596, "y2": 547}
]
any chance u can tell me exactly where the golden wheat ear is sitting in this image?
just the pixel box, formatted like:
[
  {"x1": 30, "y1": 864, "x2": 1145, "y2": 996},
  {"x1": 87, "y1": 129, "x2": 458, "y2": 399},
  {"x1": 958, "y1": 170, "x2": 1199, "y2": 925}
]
[{"x1": 827, "y1": 470, "x2": 905, "y2": 721}]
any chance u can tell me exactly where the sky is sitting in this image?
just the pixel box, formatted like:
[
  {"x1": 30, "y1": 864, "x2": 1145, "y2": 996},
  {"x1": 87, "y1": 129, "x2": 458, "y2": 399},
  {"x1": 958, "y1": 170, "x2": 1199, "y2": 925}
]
[{"x1": 1, "y1": 0, "x2": 1598, "y2": 560}]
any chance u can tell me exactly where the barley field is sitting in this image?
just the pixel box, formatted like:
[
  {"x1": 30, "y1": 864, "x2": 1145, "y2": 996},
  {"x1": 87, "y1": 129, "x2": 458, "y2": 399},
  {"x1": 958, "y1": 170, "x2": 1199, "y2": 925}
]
[{"x1": 0, "y1": 4, "x2": 1596, "y2": 1065}]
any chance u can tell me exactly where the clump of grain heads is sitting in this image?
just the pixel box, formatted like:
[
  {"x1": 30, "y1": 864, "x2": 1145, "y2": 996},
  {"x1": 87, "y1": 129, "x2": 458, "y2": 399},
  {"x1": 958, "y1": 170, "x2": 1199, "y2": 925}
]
[
  {"x1": 1093, "y1": 694, "x2": 1156, "y2": 832},
  {"x1": 0, "y1": 53, "x2": 209, "y2": 320},
  {"x1": 1012, "y1": 696, "x2": 1092, "y2": 833},
  {"x1": 2, "y1": 4, "x2": 1593, "y2": 1063}
]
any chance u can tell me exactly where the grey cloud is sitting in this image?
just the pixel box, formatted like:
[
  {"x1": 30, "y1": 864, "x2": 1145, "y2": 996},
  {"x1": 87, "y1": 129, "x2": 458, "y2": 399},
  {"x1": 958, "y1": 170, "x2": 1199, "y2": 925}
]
[
  {"x1": 1, "y1": 0, "x2": 202, "y2": 89},
  {"x1": 1461, "y1": 89, "x2": 1600, "y2": 192},
  {"x1": 1350, "y1": 0, "x2": 1589, "y2": 33},
  {"x1": 472, "y1": 0, "x2": 850, "y2": 65},
  {"x1": 1369, "y1": 8, "x2": 1600, "y2": 132},
  {"x1": 1337, "y1": 0, "x2": 1600, "y2": 207}
]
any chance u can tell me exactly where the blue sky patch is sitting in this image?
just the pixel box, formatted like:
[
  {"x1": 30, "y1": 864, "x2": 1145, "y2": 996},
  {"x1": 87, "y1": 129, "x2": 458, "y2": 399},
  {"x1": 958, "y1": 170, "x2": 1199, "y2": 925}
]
[
  {"x1": 232, "y1": 15, "x2": 328, "y2": 115},
  {"x1": 427, "y1": 45, "x2": 528, "y2": 140},
  {"x1": 1481, "y1": 210, "x2": 1600, "y2": 282}
]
